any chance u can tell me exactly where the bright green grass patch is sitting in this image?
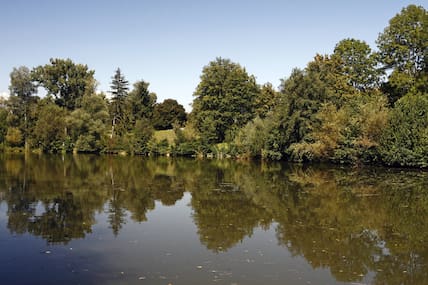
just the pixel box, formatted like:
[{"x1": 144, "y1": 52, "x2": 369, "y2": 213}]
[{"x1": 153, "y1": 129, "x2": 177, "y2": 145}]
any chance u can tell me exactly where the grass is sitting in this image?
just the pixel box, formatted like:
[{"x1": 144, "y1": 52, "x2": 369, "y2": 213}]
[{"x1": 153, "y1": 129, "x2": 176, "y2": 145}]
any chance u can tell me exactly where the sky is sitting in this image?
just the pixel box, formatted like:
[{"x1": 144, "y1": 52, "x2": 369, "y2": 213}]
[{"x1": 1, "y1": 0, "x2": 426, "y2": 111}]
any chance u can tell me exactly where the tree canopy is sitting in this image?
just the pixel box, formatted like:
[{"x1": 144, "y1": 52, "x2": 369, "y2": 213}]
[
  {"x1": 191, "y1": 57, "x2": 260, "y2": 144},
  {"x1": 8, "y1": 66, "x2": 38, "y2": 147},
  {"x1": 152, "y1": 99, "x2": 186, "y2": 130},
  {"x1": 32, "y1": 58, "x2": 95, "y2": 110},
  {"x1": 377, "y1": 5, "x2": 428, "y2": 103},
  {"x1": 333, "y1": 38, "x2": 382, "y2": 91}
]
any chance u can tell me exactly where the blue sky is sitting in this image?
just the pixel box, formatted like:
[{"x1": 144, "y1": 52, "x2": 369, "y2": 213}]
[{"x1": 1, "y1": 0, "x2": 426, "y2": 111}]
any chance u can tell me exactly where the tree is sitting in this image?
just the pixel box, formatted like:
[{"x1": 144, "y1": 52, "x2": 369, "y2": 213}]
[
  {"x1": 234, "y1": 116, "x2": 272, "y2": 158},
  {"x1": 67, "y1": 93, "x2": 110, "y2": 153},
  {"x1": 376, "y1": 5, "x2": 428, "y2": 103},
  {"x1": 191, "y1": 58, "x2": 260, "y2": 143},
  {"x1": 333, "y1": 38, "x2": 383, "y2": 91},
  {"x1": 132, "y1": 118, "x2": 154, "y2": 154},
  {"x1": 8, "y1": 66, "x2": 38, "y2": 148},
  {"x1": 32, "y1": 58, "x2": 95, "y2": 110},
  {"x1": 152, "y1": 99, "x2": 186, "y2": 130},
  {"x1": 255, "y1": 82, "x2": 280, "y2": 118},
  {"x1": 289, "y1": 91, "x2": 389, "y2": 163},
  {"x1": 0, "y1": 107, "x2": 8, "y2": 145},
  {"x1": 249, "y1": 55, "x2": 357, "y2": 160},
  {"x1": 380, "y1": 91, "x2": 428, "y2": 167},
  {"x1": 32, "y1": 98, "x2": 67, "y2": 152},
  {"x1": 127, "y1": 80, "x2": 157, "y2": 123},
  {"x1": 109, "y1": 68, "x2": 129, "y2": 137}
]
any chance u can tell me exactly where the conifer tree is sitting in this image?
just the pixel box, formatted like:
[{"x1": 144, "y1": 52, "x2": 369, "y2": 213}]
[{"x1": 109, "y1": 68, "x2": 129, "y2": 137}]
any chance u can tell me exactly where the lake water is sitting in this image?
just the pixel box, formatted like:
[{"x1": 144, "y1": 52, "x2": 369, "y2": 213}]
[{"x1": 0, "y1": 154, "x2": 427, "y2": 285}]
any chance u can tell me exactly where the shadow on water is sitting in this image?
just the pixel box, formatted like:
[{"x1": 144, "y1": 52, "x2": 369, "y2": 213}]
[{"x1": 0, "y1": 154, "x2": 427, "y2": 284}]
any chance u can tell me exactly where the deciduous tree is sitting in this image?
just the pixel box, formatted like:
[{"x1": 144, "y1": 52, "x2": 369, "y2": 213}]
[
  {"x1": 152, "y1": 99, "x2": 186, "y2": 130},
  {"x1": 32, "y1": 58, "x2": 95, "y2": 110},
  {"x1": 380, "y1": 91, "x2": 428, "y2": 167},
  {"x1": 377, "y1": 5, "x2": 428, "y2": 103},
  {"x1": 191, "y1": 58, "x2": 260, "y2": 143},
  {"x1": 33, "y1": 98, "x2": 67, "y2": 152},
  {"x1": 333, "y1": 39, "x2": 383, "y2": 91},
  {"x1": 8, "y1": 66, "x2": 38, "y2": 148}
]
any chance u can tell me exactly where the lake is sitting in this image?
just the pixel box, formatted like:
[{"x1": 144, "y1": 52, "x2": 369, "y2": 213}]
[{"x1": 0, "y1": 154, "x2": 427, "y2": 285}]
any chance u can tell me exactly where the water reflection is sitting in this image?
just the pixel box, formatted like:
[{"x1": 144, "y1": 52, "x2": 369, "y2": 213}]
[{"x1": 0, "y1": 154, "x2": 427, "y2": 284}]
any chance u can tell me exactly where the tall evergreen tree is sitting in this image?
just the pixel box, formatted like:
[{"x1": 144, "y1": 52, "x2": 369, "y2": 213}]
[{"x1": 109, "y1": 68, "x2": 129, "y2": 137}]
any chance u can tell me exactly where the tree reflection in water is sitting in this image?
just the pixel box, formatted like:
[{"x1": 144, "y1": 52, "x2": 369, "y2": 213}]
[{"x1": 0, "y1": 154, "x2": 427, "y2": 284}]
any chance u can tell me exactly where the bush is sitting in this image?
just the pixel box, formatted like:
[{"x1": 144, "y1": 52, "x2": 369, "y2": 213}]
[{"x1": 6, "y1": 127, "x2": 23, "y2": 147}]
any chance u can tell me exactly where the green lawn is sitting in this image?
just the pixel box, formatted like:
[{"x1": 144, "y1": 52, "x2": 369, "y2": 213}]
[{"x1": 153, "y1": 129, "x2": 176, "y2": 145}]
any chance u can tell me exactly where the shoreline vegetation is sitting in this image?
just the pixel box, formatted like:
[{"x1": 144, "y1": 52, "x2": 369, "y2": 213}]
[{"x1": 1, "y1": 4, "x2": 427, "y2": 168}]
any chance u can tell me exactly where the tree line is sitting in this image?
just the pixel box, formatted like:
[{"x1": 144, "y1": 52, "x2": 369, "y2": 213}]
[
  {"x1": 187, "y1": 4, "x2": 428, "y2": 167},
  {"x1": 1, "y1": 4, "x2": 427, "y2": 167},
  {"x1": 2, "y1": 62, "x2": 187, "y2": 154}
]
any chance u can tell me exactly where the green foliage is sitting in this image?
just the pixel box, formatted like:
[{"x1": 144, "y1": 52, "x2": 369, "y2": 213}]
[
  {"x1": 9, "y1": 66, "x2": 37, "y2": 99},
  {"x1": 233, "y1": 53, "x2": 389, "y2": 164},
  {"x1": 265, "y1": 55, "x2": 353, "y2": 160},
  {"x1": 67, "y1": 94, "x2": 110, "y2": 153},
  {"x1": 8, "y1": 66, "x2": 39, "y2": 146},
  {"x1": 148, "y1": 138, "x2": 170, "y2": 155},
  {"x1": 191, "y1": 57, "x2": 260, "y2": 143},
  {"x1": 235, "y1": 116, "x2": 271, "y2": 158},
  {"x1": 132, "y1": 118, "x2": 154, "y2": 154},
  {"x1": 0, "y1": 107, "x2": 8, "y2": 144},
  {"x1": 172, "y1": 122, "x2": 203, "y2": 156},
  {"x1": 32, "y1": 98, "x2": 67, "y2": 152},
  {"x1": 32, "y1": 58, "x2": 95, "y2": 110},
  {"x1": 333, "y1": 38, "x2": 383, "y2": 91},
  {"x1": 5, "y1": 127, "x2": 23, "y2": 147},
  {"x1": 211, "y1": 142, "x2": 237, "y2": 158},
  {"x1": 127, "y1": 80, "x2": 157, "y2": 123},
  {"x1": 255, "y1": 83, "x2": 279, "y2": 118},
  {"x1": 152, "y1": 99, "x2": 187, "y2": 130},
  {"x1": 380, "y1": 91, "x2": 428, "y2": 167},
  {"x1": 377, "y1": 5, "x2": 428, "y2": 103},
  {"x1": 290, "y1": 92, "x2": 389, "y2": 163},
  {"x1": 109, "y1": 68, "x2": 130, "y2": 137}
]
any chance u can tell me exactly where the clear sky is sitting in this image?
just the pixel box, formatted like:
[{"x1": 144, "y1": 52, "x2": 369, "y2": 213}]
[{"x1": 1, "y1": 0, "x2": 426, "y2": 111}]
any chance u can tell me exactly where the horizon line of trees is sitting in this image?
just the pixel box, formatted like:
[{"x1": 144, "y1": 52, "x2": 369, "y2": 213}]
[
  {"x1": 1, "y1": 4, "x2": 427, "y2": 167},
  {"x1": 185, "y1": 4, "x2": 427, "y2": 168},
  {"x1": 2, "y1": 61, "x2": 187, "y2": 155}
]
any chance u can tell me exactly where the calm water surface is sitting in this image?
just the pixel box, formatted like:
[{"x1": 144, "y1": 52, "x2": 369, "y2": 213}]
[{"x1": 0, "y1": 154, "x2": 427, "y2": 285}]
